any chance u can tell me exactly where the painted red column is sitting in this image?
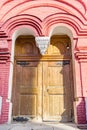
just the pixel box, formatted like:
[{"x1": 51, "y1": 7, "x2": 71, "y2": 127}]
[
  {"x1": 74, "y1": 37, "x2": 87, "y2": 124},
  {"x1": 0, "y1": 37, "x2": 10, "y2": 123}
]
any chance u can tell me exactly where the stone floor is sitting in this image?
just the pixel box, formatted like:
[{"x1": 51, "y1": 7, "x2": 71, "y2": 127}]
[{"x1": 0, "y1": 122, "x2": 87, "y2": 130}]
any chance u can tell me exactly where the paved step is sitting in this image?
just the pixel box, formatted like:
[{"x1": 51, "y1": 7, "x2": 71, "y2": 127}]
[
  {"x1": 9, "y1": 126, "x2": 31, "y2": 130},
  {"x1": 0, "y1": 123, "x2": 83, "y2": 130}
]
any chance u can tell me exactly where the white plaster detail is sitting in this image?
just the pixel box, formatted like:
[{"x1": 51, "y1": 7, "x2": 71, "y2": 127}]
[
  {"x1": 8, "y1": 41, "x2": 14, "y2": 123},
  {"x1": 0, "y1": 96, "x2": 2, "y2": 115},
  {"x1": 49, "y1": 25, "x2": 74, "y2": 38},
  {"x1": 8, "y1": 102, "x2": 12, "y2": 124},
  {"x1": 35, "y1": 37, "x2": 50, "y2": 55}
]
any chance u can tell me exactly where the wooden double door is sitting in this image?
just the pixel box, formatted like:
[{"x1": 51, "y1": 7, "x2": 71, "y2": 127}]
[
  {"x1": 12, "y1": 35, "x2": 74, "y2": 122},
  {"x1": 12, "y1": 60, "x2": 73, "y2": 122}
]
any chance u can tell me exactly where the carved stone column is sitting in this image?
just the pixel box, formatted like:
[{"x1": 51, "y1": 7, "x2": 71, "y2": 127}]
[{"x1": 35, "y1": 37, "x2": 50, "y2": 55}]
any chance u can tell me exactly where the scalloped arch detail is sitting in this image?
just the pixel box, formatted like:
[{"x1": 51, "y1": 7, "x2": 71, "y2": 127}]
[
  {"x1": 42, "y1": 13, "x2": 87, "y2": 36},
  {"x1": 2, "y1": 14, "x2": 42, "y2": 36},
  {"x1": 1, "y1": 0, "x2": 87, "y2": 37}
]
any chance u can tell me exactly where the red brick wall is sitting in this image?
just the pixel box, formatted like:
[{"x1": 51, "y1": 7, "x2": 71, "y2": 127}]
[
  {"x1": 0, "y1": 61, "x2": 10, "y2": 123},
  {"x1": 77, "y1": 98, "x2": 86, "y2": 124}
]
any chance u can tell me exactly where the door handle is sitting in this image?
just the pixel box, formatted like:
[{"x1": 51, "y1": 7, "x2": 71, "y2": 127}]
[{"x1": 46, "y1": 88, "x2": 49, "y2": 92}]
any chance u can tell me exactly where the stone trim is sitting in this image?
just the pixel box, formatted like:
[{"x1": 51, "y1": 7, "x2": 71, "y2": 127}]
[{"x1": 35, "y1": 37, "x2": 50, "y2": 55}]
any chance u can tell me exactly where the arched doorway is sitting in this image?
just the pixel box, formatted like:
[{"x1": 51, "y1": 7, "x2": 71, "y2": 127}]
[
  {"x1": 12, "y1": 35, "x2": 42, "y2": 121},
  {"x1": 12, "y1": 35, "x2": 74, "y2": 122}
]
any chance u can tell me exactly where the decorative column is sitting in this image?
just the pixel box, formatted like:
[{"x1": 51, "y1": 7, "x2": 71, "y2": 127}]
[
  {"x1": 74, "y1": 37, "x2": 87, "y2": 124},
  {"x1": 0, "y1": 30, "x2": 11, "y2": 123},
  {"x1": 75, "y1": 51, "x2": 87, "y2": 124},
  {"x1": 35, "y1": 36, "x2": 50, "y2": 55}
]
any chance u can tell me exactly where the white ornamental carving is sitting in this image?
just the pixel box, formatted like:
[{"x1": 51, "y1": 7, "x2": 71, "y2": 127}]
[{"x1": 35, "y1": 37, "x2": 50, "y2": 55}]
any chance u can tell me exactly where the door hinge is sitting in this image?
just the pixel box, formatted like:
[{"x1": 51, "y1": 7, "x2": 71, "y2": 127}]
[
  {"x1": 56, "y1": 61, "x2": 70, "y2": 66},
  {"x1": 16, "y1": 61, "x2": 29, "y2": 66}
]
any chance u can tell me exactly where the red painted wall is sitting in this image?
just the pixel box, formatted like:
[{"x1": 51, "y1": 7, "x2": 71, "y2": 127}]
[
  {"x1": 0, "y1": 0, "x2": 87, "y2": 124},
  {"x1": 0, "y1": 63, "x2": 9, "y2": 123}
]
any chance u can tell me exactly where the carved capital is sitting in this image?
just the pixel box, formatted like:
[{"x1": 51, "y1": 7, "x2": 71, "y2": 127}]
[
  {"x1": 35, "y1": 37, "x2": 50, "y2": 55},
  {"x1": 0, "y1": 39, "x2": 10, "y2": 63},
  {"x1": 75, "y1": 51, "x2": 87, "y2": 62}
]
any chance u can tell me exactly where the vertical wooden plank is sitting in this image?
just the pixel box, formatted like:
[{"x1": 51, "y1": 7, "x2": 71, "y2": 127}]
[
  {"x1": 43, "y1": 61, "x2": 73, "y2": 122},
  {"x1": 37, "y1": 62, "x2": 42, "y2": 120},
  {"x1": 43, "y1": 62, "x2": 49, "y2": 120}
]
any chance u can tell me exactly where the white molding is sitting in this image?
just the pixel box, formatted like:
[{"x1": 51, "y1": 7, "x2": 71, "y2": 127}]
[
  {"x1": 0, "y1": 96, "x2": 2, "y2": 115},
  {"x1": 35, "y1": 37, "x2": 50, "y2": 55},
  {"x1": 7, "y1": 35, "x2": 15, "y2": 123}
]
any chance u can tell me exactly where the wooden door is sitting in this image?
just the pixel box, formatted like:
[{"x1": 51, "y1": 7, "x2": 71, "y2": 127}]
[
  {"x1": 12, "y1": 61, "x2": 42, "y2": 119},
  {"x1": 42, "y1": 35, "x2": 74, "y2": 122},
  {"x1": 43, "y1": 60, "x2": 73, "y2": 122},
  {"x1": 12, "y1": 36, "x2": 42, "y2": 120}
]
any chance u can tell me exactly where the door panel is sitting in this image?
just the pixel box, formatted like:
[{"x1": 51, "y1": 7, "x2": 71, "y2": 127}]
[
  {"x1": 12, "y1": 61, "x2": 42, "y2": 119},
  {"x1": 43, "y1": 61, "x2": 73, "y2": 122},
  {"x1": 20, "y1": 94, "x2": 37, "y2": 115}
]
